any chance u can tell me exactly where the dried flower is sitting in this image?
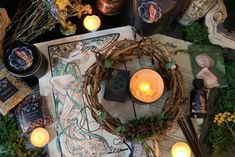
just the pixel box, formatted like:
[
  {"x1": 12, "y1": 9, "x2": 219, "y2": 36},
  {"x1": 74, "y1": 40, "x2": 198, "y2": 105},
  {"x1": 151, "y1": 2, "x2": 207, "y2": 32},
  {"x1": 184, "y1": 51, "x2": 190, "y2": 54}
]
[
  {"x1": 214, "y1": 115, "x2": 219, "y2": 121},
  {"x1": 213, "y1": 111, "x2": 235, "y2": 125},
  {"x1": 49, "y1": 0, "x2": 92, "y2": 35},
  {"x1": 55, "y1": 0, "x2": 69, "y2": 10},
  {"x1": 228, "y1": 118, "x2": 232, "y2": 122}
]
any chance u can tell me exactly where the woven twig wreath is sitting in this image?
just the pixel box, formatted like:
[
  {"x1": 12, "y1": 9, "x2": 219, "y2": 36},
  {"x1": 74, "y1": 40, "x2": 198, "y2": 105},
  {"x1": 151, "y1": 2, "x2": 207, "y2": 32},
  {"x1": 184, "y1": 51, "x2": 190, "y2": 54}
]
[{"x1": 82, "y1": 39, "x2": 186, "y2": 141}]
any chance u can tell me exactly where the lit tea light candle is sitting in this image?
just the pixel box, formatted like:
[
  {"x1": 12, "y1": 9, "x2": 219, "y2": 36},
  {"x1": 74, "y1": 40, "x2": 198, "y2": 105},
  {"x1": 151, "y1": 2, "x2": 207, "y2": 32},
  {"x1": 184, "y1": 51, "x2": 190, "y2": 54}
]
[
  {"x1": 171, "y1": 142, "x2": 191, "y2": 157},
  {"x1": 129, "y1": 69, "x2": 164, "y2": 103},
  {"x1": 83, "y1": 15, "x2": 101, "y2": 31},
  {"x1": 30, "y1": 127, "x2": 49, "y2": 147}
]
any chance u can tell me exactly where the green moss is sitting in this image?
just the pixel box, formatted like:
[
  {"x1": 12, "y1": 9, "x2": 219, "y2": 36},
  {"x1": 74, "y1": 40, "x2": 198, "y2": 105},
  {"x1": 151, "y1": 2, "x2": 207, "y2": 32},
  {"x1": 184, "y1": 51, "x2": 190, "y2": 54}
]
[
  {"x1": 226, "y1": 61, "x2": 235, "y2": 88},
  {"x1": 185, "y1": 22, "x2": 210, "y2": 44}
]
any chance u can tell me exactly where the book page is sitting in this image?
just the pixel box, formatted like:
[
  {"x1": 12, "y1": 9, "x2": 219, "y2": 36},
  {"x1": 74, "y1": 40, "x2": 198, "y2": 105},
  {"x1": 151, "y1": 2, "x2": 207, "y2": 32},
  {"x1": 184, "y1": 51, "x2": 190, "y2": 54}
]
[{"x1": 146, "y1": 34, "x2": 198, "y2": 157}]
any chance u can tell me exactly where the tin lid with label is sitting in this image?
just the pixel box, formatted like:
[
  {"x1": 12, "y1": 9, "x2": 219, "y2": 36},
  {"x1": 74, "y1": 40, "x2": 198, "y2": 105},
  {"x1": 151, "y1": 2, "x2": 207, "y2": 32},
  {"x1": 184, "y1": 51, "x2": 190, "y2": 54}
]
[{"x1": 3, "y1": 41, "x2": 42, "y2": 77}]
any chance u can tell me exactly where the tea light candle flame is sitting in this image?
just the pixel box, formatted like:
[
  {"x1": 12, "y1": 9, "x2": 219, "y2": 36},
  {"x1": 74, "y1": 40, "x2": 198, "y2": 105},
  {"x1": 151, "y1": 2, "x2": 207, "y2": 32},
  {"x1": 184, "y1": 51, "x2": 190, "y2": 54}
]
[
  {"x1": 129, "y1": 69, "x2": 164, "y2": 103},
  {"x1": 83, "y1": 15, "x2": 101, "y2": 31},
  {"x1": 176, "y1": 150, "x2": 187, "y2": 157},
  {"x1": 30, "y1": 127, "x2": 49, "y2": 148},
  {"x1": 171, "y1": 142, "x2": 191, "y2": 157},
  {"x1": 139, "y1": 82, "x2": 151, "y2": 93}
]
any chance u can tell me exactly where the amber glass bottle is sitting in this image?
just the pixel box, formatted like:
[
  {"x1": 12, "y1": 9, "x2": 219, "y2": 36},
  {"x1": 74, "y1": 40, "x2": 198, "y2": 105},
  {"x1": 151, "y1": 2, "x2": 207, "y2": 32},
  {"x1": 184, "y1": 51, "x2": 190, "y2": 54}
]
[{"x1": 190, "y1": 79, "x2": 207, "y2": 118}]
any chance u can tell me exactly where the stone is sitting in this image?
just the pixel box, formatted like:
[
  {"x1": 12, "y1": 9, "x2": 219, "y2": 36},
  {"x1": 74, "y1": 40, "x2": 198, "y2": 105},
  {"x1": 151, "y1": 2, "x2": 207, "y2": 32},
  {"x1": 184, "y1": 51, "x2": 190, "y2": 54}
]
[
  {"x1": 195, "y1": 53, "x2": 215, "y2": 68},
  {"x1": 196, "y1": 67, "x2": 220, "y2": 89}
]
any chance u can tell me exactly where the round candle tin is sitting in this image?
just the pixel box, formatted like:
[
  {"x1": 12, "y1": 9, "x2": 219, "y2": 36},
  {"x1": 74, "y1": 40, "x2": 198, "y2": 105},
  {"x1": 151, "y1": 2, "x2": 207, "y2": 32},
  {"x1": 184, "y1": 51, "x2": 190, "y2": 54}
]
[{"x1": 3, "y1": 41, "x2": 48, "y2": 78}]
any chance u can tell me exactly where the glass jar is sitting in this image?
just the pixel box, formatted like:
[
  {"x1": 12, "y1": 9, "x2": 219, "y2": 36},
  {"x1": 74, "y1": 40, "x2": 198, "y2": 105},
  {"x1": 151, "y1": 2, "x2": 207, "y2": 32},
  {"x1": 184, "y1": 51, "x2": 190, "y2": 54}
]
[
  {"x1": 178, "y1": 0, "x2": 216, "y2": 26},
  {"x1": 129, "y1": 0, "x2": 184, "y2": 36},
  {"x1": 96, "y1": 0, "x2": 124, "y2": 16}
]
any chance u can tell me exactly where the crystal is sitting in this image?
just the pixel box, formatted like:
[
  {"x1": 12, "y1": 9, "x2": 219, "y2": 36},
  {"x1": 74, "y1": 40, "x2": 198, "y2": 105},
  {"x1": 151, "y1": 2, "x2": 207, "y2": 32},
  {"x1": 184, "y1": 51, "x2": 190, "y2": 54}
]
[
  {"x1": 196, "y1": 67, "x2": 219, "y2": 88},
  {"x1": 195, "y1": 53, "x2": 215, "y2": 68}
]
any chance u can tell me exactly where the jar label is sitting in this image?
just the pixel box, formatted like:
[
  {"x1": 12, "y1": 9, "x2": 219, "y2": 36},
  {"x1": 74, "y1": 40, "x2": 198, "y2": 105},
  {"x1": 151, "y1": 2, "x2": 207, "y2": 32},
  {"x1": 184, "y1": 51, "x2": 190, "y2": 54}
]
[
  {"x1": 179, "y1": 0, "x2": 216, "y2": 24},
  {"x1": 138, "y1": 0, "x2": 162, "y2": 23},
  {"x1": 8, "y1": 46, "x2": 34, "y2": 71},
  {"x1": 20, "y1": 99, "x2": 43, "y2": 123},
  {"x1": 0, "y1": 77, "x2": 18, "y2": 102}
]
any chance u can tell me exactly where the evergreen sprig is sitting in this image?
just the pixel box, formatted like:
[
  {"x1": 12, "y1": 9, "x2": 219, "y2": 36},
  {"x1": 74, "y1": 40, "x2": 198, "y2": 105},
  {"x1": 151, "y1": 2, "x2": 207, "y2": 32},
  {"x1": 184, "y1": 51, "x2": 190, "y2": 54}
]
[
  {"x1": 113, "y1": 113, "x2": 170, "y2": 142},
  {"x1": 0, "y1": 115, "x2": 47, "y2": 157}
]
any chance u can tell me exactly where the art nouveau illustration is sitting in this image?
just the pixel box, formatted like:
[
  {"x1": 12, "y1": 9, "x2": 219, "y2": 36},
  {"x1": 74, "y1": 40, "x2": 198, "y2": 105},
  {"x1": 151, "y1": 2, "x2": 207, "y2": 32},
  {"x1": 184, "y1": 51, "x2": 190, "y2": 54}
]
[{"x1": 47, "y1": 34, "x2": 126, "y2": 157}]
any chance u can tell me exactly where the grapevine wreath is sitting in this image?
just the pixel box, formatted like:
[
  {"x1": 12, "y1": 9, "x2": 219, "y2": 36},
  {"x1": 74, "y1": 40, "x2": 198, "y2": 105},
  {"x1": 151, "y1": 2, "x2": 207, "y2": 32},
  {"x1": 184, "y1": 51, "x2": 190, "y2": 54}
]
[{"x1": 82, "y1": 39, "x2": 186, "y2": 141}]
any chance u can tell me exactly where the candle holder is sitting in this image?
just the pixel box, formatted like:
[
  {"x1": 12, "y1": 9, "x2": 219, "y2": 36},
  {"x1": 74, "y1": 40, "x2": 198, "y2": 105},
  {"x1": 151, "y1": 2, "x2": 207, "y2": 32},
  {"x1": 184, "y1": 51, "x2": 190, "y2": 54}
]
[
  {"x1": 83, "y1": 15, "x2": 101, "y2": 32},
  {"x1": 30, "y1": 127, "x2": 49, "y2": 148},
  {"x1": 129, "y1": 68, "x2": 164, "y2": 104},
  {"x1": 171, "y1": 142, "x2": 191, "y2": 157}
]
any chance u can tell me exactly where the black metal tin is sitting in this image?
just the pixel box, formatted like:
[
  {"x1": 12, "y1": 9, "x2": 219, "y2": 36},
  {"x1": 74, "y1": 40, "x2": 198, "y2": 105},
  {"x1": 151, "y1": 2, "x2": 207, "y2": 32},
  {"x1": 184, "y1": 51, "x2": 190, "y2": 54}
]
[
  {"x1": 129, "y1": 0, "x2": 183, "y2": 36},
  {"x1": 3, "y1": 41, "x2": 48, "y2": 78}
]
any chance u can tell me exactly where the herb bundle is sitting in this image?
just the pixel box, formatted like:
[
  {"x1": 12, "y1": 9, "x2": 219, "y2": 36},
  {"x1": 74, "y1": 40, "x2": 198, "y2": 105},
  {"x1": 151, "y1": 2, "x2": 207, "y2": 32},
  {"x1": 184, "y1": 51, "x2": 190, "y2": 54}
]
[{"x1": 113, "y1": 113, "x2": 170, "y2": 142}]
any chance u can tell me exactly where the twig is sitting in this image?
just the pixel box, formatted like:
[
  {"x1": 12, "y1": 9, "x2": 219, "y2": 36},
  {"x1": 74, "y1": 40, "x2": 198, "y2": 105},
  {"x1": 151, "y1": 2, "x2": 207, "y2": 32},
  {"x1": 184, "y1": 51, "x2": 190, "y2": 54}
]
[
  {"x1": 83, "y1": 39, "x2": 186, "y2": 141},
  {"x1": 5, "y1": 0, "x2": 56, "y2": 46},
  {"x1": 178, "y1": 118, "x2": 201, "y2": 157},
  {"x1": 186, "y1": 115, "x2": 205, "y2": 157}
]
